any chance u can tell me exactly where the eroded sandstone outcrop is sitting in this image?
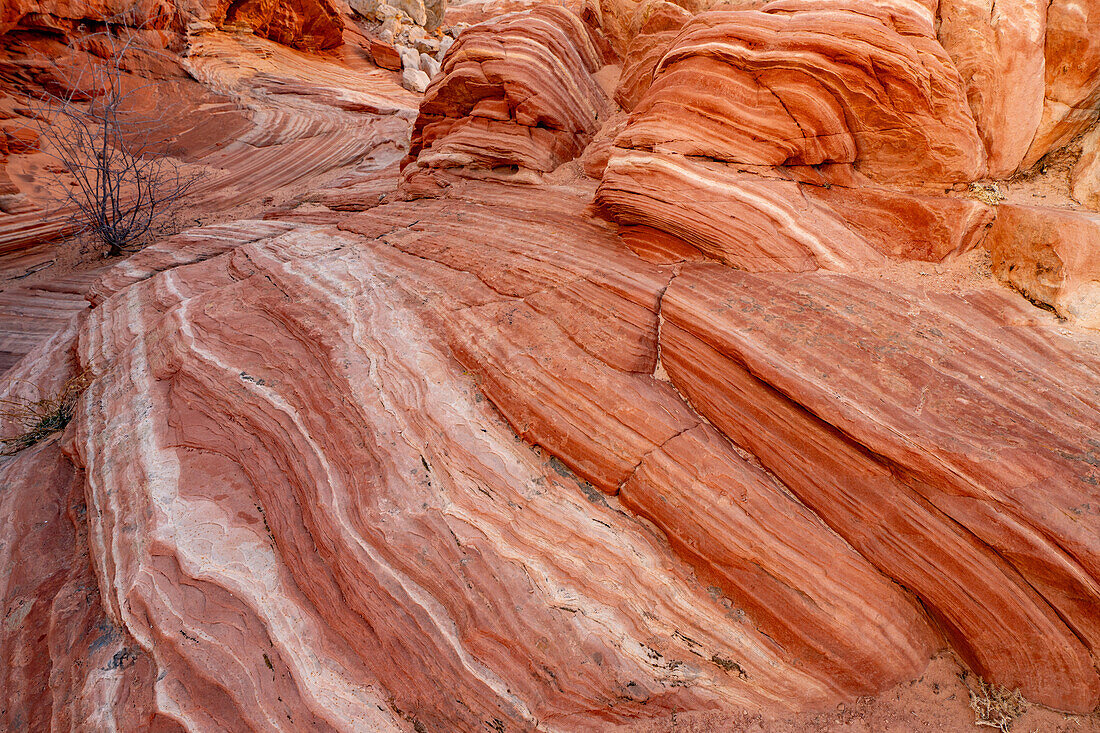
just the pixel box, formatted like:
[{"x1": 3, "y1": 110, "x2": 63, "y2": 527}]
[
  {"x1": 615, "y1": 3, "x2": 986, "y2": 183},
  {"x1": 987, "y1": 204, "x2": 1100, "y2": 328},
  {"x1": 2, "y1": 0, "x2": 1100, "y2": 729},
  {"x1": 403, "y1": 6, "x2": 610, "y2": 185}
]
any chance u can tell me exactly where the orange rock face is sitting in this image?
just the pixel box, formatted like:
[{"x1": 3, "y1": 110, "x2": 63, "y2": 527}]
[
  {"x1": 3, "y1": 0, "x2": 1100, "y2": 729},
  {"x1": 987, "y1": 204, "x2": 1100, "y2": 329},
  {"x1": 0, "y1": 0, "x2": 343, "y2": 48},
  {"x1": 404, "y1": 6, "x2": 610, "y2": 185},
  {"x1": 61, "y1": 206, "x2": 934, "y2": 727},
  {"x1": 1073, "y1": 124, "x2": 1100, "y2": 210},
  {"x1": 611, "y1": 0, "x2": 691, "y2": 111},
  {"x1": 596, "y1": 150, "x2": 887, "y2": 271},
  {"x1": 1023, "y1": 0, "x2": 1100, "y2": 167},
  {"x1": 617, "y1": 3, "x2": 985, "y2": 184},
  {"x1": 659, "y1": 265, "x2": 1100, "y2": 711},
  {"x1": 207, "y1": 0, "x2": 344, "y2": 50},
  {"x1": 936, "y1": 0, "x2": 1048, "y2": 177}
]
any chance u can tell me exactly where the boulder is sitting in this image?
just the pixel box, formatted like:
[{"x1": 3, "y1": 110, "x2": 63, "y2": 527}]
[
  {"x1": 369, "y1": 37, "x2": 403, "y2": 70},
  {"x1": 396, "y1": 42, "x2": 419, "y2": 71},
  {"x1": 404, "y1": 6, "x2": 608, "y2": 183},
  {"x1": 435, "y1": 33, "x2": 453, "y2": 61},
  {"x1": 419, "y1": 51, "x2": 440, "y2": 78},
  {"x1": 401, "y1": 66, "x2": 431, "y2": 92},
  {"x1": 986, "y1": 204, "x2": 1100, "y2": 328}
]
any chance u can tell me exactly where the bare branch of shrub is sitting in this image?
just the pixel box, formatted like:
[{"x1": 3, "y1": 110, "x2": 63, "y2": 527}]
[
  {"x1": 0, "y1": 370, "x2": 91, "y2": 455},
  {"x1": 23, "y1": 7, "x2": 199, "y2": 257}
]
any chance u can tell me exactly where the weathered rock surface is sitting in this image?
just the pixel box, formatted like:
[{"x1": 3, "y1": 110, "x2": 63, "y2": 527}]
[
  {"x1": 1073, "y1": 123, "x2": 1100, "y2": 211},
  {"x1": 799, "y1": 184, "x2": 993, "y2": 262},
  {"x1": 2, "y1": 0, "x2": 1100, "y2": 729},
  {"x1": 596, "y1": 150, "x2": 886, "y2": 271},
  {"x1": 596, "y1": 150, "x2": 991, "y2": 269},
  {"x1": 611, "y1": 0, "x2": 690, "y2": 111},
  {"x1": 403, "y1": 6, "x2": 609, "y2": 184},
  {"x1": 659, "y1": 265, "x2": 1100, "y2": 711},
  {"x1": 987, "y1": 204, "x2": 1100, "y2": 329},
  {"x1": 1022, "y1": 0, "x2": 1100, "y2": 168},
  {"x1": 0, "y1": 437, "x2": 162, "y2": 732},
  {"x1": 368, "y1": 37, "x2": 403, "y2": 70},
  {"x1": 57, "y1": 206, "x2": 931, "y2": 728},
  {"x1": 617, "y1": 3, "x2": 986, "y2": 184},
  {"x1": 0, "y1": 0, "x2": 344, "y2": 49},
  {"x1": 0, "y1": 26, "x2": 413, "y2": 366},
  {"x1": 206, "y1": 0, "x2": 344, "y2": 49},
  {"x1": 936, "y1": 0, "x2": 1047, "y2": 177}
]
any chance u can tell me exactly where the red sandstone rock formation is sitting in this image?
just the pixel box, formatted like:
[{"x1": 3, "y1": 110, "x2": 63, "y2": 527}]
[
  {"x1": 2, "y1": 0, "x2": 1100, "y2": 729},
  {"x1": 936, "y1": 0, "x2": 1048, "y2": 177},
  {"x1": 987, "y1": 204, "x2": 1100, "y2": 328},
  {"x1": 1074, "y1": 124, "x2": 1100, "y2": 210},
  {"x1": 0, "y1": 0, "x2": 343, "y2": 48},
  {"x1": 404, "y1": 6, "x2": 611, "y2": 185},
  {"x1": 617, "y1": 3, "x2": 986, "y2": 183},
  {"x1": 1022, "y1": 0, "x2": 1100, "y2": 168}
]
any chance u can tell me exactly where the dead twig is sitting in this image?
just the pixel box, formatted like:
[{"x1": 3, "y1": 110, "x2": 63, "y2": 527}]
[
  {"x1": 23, "y1": 6, "x2": 198, "y2": 257},
  {"x1": 966, "y1": 676, "x2": 1027, "y2": 732},
  {"x1": 0, "y1": 370, "x2": 91, "y2": 455}
]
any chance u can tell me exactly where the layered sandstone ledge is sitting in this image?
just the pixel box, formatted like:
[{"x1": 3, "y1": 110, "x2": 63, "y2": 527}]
[{"x1": 2, "y1": 0, "x2": 1100, "y2": 731}]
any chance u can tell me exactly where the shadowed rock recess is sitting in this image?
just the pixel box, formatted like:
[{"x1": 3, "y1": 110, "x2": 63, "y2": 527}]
[{"x1": 2, "y1": 0, "x2": 1100, "y2": 730}]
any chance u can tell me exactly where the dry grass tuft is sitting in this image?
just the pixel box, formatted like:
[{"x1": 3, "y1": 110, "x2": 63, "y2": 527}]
[
  {"x1": 968, "y1": 181, "x2": 1007, "y2": 206},
  {"x1": 967, "y1": 676, "x2": 1027, "y2": 732},
  {"x1": 0, "y1": 371, "x2": 91, "y2": 455}
]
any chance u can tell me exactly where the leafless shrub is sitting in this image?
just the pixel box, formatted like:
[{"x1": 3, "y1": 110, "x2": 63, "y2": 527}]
[
  {"x1": 0, "y1": 370, "x2": 91, "y2": 455},
  {"x1": 26, "y1": 10, "x2": 197, "y2": 257}
]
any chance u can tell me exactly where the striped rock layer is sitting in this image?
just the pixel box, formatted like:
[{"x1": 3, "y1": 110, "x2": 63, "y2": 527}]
[
  {"x1": 2, "y1": 0, "x2": 1100, "y2": 730},
  {"x1": 403, "y1": 6, "x2": 610, "y2": 186},
  {"x1": 1, "y1": 177, "x2": 1097, "y2": 729}
]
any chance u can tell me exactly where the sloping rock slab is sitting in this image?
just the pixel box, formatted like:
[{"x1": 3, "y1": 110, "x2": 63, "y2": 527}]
[{"x1": 660, "y1": 264, "x2": 1100, "y2": 712}]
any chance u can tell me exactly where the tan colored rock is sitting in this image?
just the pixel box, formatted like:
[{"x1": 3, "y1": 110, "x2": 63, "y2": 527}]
[
  {"x1": 1022, "y1": 0, "x2": 1100, "y2": 167},
  {"x1": 936, "y1": 0, "x2": 1047, "y2": 177},
  {"x1": 987, "y1": 203, "x2": 1100, "y2": 328},
  {"x1": 1072, "y1": 123, "x2": 1100, "y2": 211}
]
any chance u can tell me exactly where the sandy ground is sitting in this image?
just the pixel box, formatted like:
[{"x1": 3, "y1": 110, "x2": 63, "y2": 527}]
[{"x1": 624, "y1": 653, "x2": 1100, "y2": 732}]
